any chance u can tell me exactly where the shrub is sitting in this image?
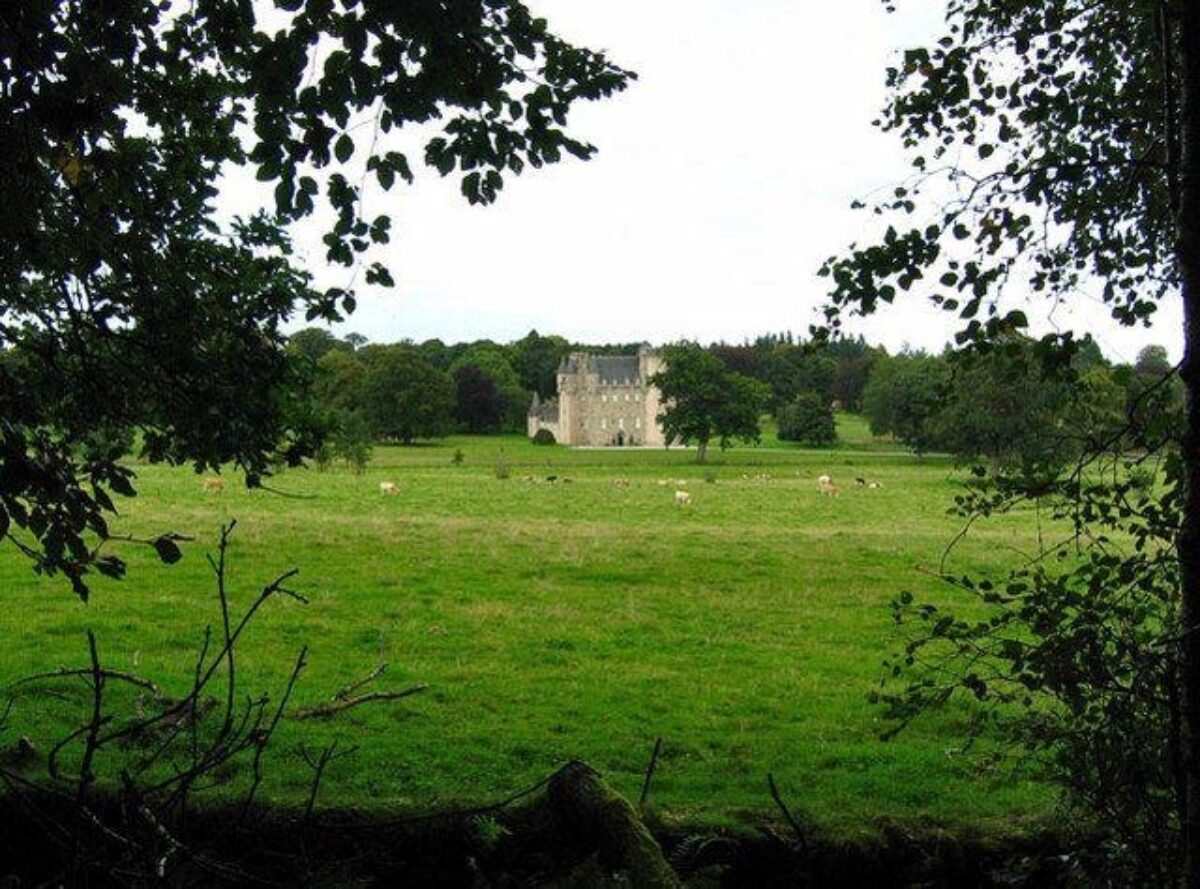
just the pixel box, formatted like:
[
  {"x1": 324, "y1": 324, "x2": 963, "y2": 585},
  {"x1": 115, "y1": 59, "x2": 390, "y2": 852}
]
[
  {"x1": 333, "y1": 411, "x2": 373, "y2": 474},
  {"x1": 314, "y1": 442, "x2": 335, "y2": 472},
  {"x1": 452, "y1": 448, "x2": 465, "y2": 465},
  {"x1": 531, "y1": 428, "x2": 556, "y2": 445},
  {"x1": 776, "y1": 393, "x2": 836, "y2": 446},
  {"x1": 493, "y1": 457, "x2": 511, "y2": 480}
]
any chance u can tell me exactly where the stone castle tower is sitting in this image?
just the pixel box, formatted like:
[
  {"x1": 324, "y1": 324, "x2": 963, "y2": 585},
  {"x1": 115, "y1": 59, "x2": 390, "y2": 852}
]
[{"x1": 527, "y1": 346, "x2": 666, "y2": 446}]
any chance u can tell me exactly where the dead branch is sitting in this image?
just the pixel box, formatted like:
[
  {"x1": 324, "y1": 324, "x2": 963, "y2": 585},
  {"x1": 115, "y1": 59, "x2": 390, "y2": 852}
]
[{"x1": 292, "y1": 684, "x2": 427, "y2": 720}]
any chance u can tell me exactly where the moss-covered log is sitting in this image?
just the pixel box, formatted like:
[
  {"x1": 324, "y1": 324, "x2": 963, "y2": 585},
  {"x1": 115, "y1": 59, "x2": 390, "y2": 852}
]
[{"x1": 547, "y1": 760, "x2": 682, "y2": 889}]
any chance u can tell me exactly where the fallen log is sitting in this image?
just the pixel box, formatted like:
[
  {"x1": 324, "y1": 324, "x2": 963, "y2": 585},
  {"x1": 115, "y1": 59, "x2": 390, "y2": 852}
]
[{"x1": 547, "y1": 760, "x2": 682, "y2": 889}]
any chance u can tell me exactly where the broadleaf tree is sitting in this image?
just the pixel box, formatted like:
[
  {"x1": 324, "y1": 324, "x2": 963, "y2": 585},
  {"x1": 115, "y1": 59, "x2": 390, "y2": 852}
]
[
  {"x1": 819, "y1": 0, "x2": 1200, "y2": 880},
  {"x1": 0, "y1": 0, "x2": 633, "y2": 595},
  {"x1": 651, "y1": 342, "x2": 769, "y2": 463}
]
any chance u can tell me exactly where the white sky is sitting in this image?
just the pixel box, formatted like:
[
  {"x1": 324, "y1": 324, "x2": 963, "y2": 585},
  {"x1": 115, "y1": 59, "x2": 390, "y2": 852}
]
[{"x1": 281, "y1": 1, "x2": 1182, "y2": 365}]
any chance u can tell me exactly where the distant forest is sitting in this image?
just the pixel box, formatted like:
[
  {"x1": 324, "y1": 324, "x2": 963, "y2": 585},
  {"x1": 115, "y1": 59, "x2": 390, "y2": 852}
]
[{"x1": 288, "y1": 327, "x2": 1180, "y2": 466}]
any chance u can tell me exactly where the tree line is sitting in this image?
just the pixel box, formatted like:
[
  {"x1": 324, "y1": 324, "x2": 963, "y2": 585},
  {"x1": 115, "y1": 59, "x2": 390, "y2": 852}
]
[{"x1": 289, "y1": 325, "x2": 1179, "y2": 469}]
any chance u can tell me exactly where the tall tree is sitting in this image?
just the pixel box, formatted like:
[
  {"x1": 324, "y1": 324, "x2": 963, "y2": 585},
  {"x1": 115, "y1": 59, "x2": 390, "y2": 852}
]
[
  {"x1": 861, "y1": 351, "x2": 949, "y2": 453},
  {"x1": 0, "y1": 0, "x2": 631, "y2": 593},
  {"x1": 449, "y1": 343, "x2": 528, "y2": 432},
  {"x1": 453, "y1": 363, "x2": 504, "y2": 434},
  {"x1": 821, "y1": 0, "x2": 1200, "y2": 878},
  {"x1": 359, "y1": 345, "x2": 454, "y2": 444},
  {"x1": 650, "y1": 342, "x2": 769, "y2": 462},
  {"x1": 512, "y1": 329, "x2": 570, "y2": 398},
  {"x1": 288, "y1": 327, "x2": 351, "y2": 363}
]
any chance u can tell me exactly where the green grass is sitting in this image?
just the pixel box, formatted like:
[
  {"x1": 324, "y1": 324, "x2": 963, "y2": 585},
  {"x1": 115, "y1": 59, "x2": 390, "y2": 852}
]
[{"x1": 0, "y1": 423, "x2": 1054, "y2": 837}]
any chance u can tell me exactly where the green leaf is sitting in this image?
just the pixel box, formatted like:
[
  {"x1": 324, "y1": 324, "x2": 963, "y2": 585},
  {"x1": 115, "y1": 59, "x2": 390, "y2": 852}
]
[
  {"x1": 153, "y1": 535, "x2": 183, "y2": 565},
  {"x1": 335, "y1": 134, "x2": 354, "y2": 163}
]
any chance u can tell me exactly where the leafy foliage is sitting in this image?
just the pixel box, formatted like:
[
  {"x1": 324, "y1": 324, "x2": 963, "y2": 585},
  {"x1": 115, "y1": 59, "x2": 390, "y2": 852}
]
[
  {"x1": 876, "y1": 454, "x2": 1183, "y2": 879},
  {"x1": 776, "y1": 393, "x2": 836, "y2": 447},
  {"x1": 358, "y1": 346, "x2": 455, "y2": 444},
  {"x1": 861, "y1": 352, "x2": 950, "y2": 453},
  {"x1": 454, "y1": 364, "x2": 505, "y2": 434},
  {"x1": 0, "y1": 0, "x2": 632, "y2": 595},
  {"x1": 651, "y1": 343, "x2": 769, "y2": 463},
  {"x1": 826, "y1": 0, "x2": 1198, "y2": 878},
  {"x1": 820, "y1": 1, "x2": 1179, "y2": 336}
]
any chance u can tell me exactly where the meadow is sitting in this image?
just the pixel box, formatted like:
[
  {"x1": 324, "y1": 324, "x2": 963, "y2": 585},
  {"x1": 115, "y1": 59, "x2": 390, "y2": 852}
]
[{"x1": 0, "y1": 418, "x2": 1057, "y2": 837}]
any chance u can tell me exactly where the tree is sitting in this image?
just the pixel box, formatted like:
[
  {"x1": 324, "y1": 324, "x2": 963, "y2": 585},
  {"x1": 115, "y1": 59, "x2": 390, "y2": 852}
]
[
  {"x1": 512, "y1": 329, "x2": 570, "y2": 398},
  {"x1": 313, "y1": 349, "x2": 367, "y2": 415},
  {"x1": 650, "y1": 343, "x2": 769, "y2": 463},
  {"x1": 776, "y1": 392, "x2": 836, "y2": 447},
  {"x1": 821, "y1": 0, "x2": 1200, "y2": 879},
  {"x1": 359, "y1": 346, "x2": 454, "y2": 444},
  {"x1": 1138, "y1": 344, "x2": 1174, "y2": 377},
  {"x1": 343, "y1": 332, "x2": 369, "y2": 352},
  {"x1": 449, "y1": 344, "x2": 528, "y2": 432},
  {"x1": 827, "y1": 336, "x2": 878, "y2": 412},
  {"x1": 453, "y1": 363, "x2": 504, "y2": 434},
  {"x1": 861, "y1": 352, "x2": 949, "y2": 453},
  {"x1": 1, "y1": 1, "x2": 632, "y2": 594},
  {"x1": 287, "y1": 327, "x2": 351, "y2": 364},
  {"x1": 926, "y1": 342, "x2": 1089, "y2": 469}
]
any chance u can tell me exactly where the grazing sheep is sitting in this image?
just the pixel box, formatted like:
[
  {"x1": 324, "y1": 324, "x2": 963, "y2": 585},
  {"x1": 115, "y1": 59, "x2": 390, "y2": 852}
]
[
  {"x1": 202, "y1": 476, "x2": 225, "y2": 493},
  {"x1": 379, "y1": 481, "x2": 398, "y2": 495},
  {"x1": 820, "y1": 479, "x2": 839, "y2": 498},
  {"x1": 613, "y1": 478, "x2": 630, "y2": 488},
  {"x1": 855, "y1": 477, "x2": 867, "y2": 486},
  {"x1": 657, "y1": 479, "x2": 669, "y2": 486},
  {"x1": 868, "y1": 481, "x2": 882, "y2": 489},
  {"x1": 674, "y1": 490, "x2": 692, "y2": 507}
]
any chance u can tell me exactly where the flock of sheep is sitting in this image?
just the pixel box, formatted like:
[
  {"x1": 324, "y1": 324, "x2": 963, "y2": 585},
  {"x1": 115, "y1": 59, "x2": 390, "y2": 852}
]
[{"x1": 201, "y1": 471, "x2": 882, "y2": 505}]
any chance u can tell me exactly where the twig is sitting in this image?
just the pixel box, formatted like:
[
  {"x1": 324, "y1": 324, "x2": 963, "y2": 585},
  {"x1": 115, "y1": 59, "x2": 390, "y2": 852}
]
[
  {"x1": 333, "y1": 664, "x2": 387, "y2": 701},
  {"x1": 767, "y1": 773, "x2": 809, "y2": 854},
  {"x1": 238, "y1": 647, "x2": 309, "y2": 823},
  {"x1": 10, "y1": 667, "x2": 160, "y2": 697},
  {"x1": 292, "y1": 684, "x2": 427, "y2": 720},
  {"x1": 639, "y1": 737, "x2": 662, "y2": 809},
  {"x1": 77, "y1": 630, "x2": 106, "y2": 804},
  {"x1": 254, "y1": 482, "x2": 318, "y2": 500},
  {"x1": 299, "y1": 741, "x2": 357, "y2": 825}
]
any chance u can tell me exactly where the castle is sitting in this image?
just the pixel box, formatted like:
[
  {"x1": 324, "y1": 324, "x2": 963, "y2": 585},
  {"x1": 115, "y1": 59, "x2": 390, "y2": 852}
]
[{"x1": 527, "y1": 346, "x2": 667, "y2": 446}]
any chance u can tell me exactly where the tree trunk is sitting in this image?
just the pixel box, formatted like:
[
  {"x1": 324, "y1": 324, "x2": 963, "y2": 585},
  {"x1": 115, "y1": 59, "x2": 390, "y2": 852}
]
[
  {"x1": 1178, "y1": 4, "x2": 1200, "y2": 887},
  {"x1": 696, "y1": 438, "x2": 708, "y2": 463}
]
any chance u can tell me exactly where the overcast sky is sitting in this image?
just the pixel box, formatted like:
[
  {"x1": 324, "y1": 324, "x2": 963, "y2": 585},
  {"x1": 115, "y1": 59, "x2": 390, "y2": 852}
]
[{"x1": 288, "y1": 1, "x2": 1181, "y2": 364}]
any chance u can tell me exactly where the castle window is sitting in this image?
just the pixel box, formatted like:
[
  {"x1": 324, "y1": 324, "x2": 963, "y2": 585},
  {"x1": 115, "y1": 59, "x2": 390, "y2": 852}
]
[
  {"x1": 619, "y1": 418, "x2": 625, "y2": 429},
  {"x1": 602, "y1": 394, "x2": 607, "y2": 403},
  {"x1": 601, "y1": 418, "x2": 607, "y2": 430},
  {"x1": 635, "y1": 418, "x2": 642, "y2": 429}
]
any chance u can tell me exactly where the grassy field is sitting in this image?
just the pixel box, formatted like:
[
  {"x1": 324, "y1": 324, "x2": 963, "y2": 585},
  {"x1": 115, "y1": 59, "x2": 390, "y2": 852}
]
[{"x1": 0, "y1": 418, "x2": 1056, "y2": 837}]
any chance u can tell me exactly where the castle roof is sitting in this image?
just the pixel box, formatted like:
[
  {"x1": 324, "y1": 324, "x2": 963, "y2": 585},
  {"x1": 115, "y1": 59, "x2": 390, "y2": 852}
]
[
  {"x1": 592, "y1": 355, "x2": 639, "y2": 384},
  {"x1": 558, "y1": 352, "x2": 642, "y2": 384}
]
